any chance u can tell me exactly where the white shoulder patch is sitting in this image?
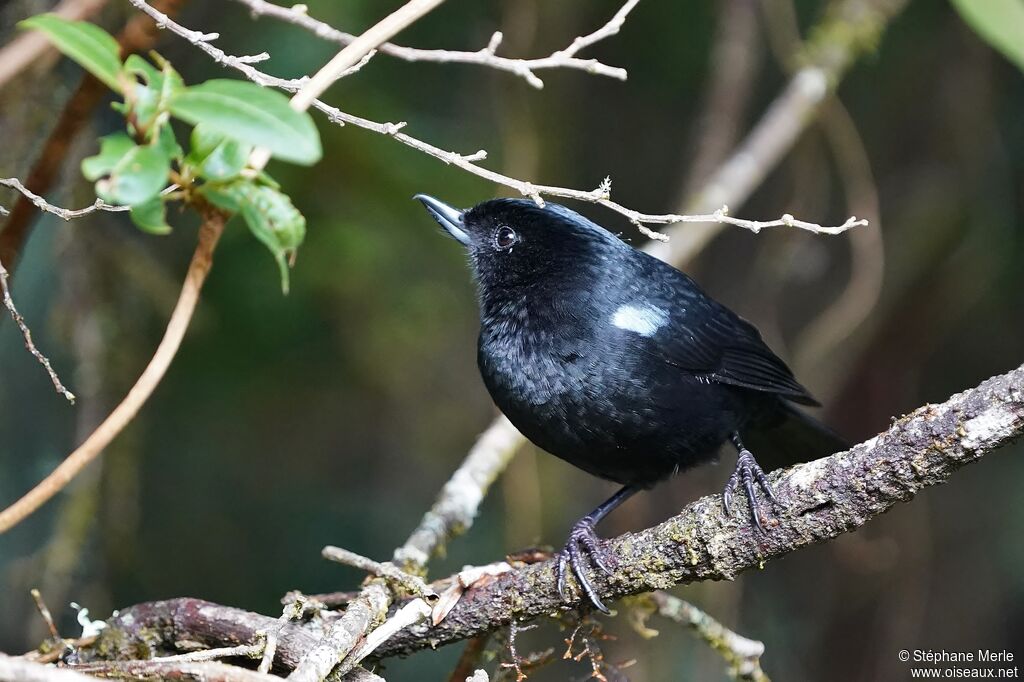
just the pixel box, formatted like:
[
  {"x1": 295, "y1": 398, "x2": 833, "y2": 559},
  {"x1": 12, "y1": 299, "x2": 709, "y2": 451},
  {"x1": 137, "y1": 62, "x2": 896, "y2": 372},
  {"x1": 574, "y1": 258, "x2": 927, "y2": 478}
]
[{"x1": 611, "y1": 303, "x2": 669, "y2": 337}]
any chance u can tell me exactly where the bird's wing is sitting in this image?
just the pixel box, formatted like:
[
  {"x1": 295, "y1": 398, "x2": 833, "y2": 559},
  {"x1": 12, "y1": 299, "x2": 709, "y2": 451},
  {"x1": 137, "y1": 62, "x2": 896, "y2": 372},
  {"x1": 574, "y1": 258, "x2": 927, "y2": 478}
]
[{"x1": 630, "y1": 275, "x2": 819, "y2": 406}]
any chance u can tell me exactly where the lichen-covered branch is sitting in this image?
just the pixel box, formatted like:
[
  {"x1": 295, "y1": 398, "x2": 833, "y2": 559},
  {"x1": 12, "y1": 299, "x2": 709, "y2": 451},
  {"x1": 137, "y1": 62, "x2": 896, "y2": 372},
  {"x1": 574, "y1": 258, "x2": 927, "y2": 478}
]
[
  {"x1": 83, "y1": 363, "x2": 1024, "y2": 666},
  {"x1": 375, "y1": 362, "x2": 1024, "y2": 655},
  {"x1": 646, "y1": 592, "x2": 767, "y2": 682},
  {"x1": 393, "y1": 415, "x2": 524, "y2": 573},
  {"x1": 287, "y1": 582, "x2": 389, "y2": 682}
]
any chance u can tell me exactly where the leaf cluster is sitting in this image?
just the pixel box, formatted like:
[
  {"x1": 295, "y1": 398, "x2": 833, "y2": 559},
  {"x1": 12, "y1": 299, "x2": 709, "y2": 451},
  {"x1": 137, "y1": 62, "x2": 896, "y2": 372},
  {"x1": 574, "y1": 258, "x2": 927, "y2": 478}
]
[{"x1": 20, "y1": 15, "x2": 324, "y2": 292}]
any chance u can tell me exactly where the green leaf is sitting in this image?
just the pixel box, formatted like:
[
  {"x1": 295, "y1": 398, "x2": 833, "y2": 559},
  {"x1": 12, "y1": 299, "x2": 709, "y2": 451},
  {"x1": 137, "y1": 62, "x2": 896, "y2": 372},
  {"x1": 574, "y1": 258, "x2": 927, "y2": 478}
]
[
  {"x1": 255, "y1": 171, "x2": 281, "y2": 190},
  {"x1": 950, "y1": 0, "x2": 1024, "y2": 74},
  {"x1": 81, "y1": 133, "x2": 134, "y2": 180},
  {"x1": 131, "y1": 81, "x2": 162, "y2": 131},
  {"x1": 19, "y1": 15, "x2": 123, "y2": 92},
  {"x1": 205, "y1": 182, "x2": 306, "y2": 292},
  {"x1": 124, "y1": 54, "x2": 161, "y2": 86},
  {"x1": 187, "y1": 124, "x2": 252, "y2": 181},
  {"x1": 200, "y1": 139, "x2": 251, "y2": 180},
  {"x1": 129, "y1": 197, "x2": 171, "y2": 235},
  {"x1": 94, "y1": 144, "x2": 170, "y2": 206},
  {"x1": 155, "y1": 123, "x2": 183, "y2": 161},
  {"x1": 125, "y1": 53, "x2": 184, "y2": 100},
  {"x1": 124, "y1": 55, "x2": 185, "y2": 135},
  {"x1": 188, "y1": 124, "x2": 227, "y2": 161},
  {"x1": 199, "y1": 183, "x2": 245, "y2": 213},
  {"x1": 168, "y1": 80, "x2": 321, "y2": 165}
]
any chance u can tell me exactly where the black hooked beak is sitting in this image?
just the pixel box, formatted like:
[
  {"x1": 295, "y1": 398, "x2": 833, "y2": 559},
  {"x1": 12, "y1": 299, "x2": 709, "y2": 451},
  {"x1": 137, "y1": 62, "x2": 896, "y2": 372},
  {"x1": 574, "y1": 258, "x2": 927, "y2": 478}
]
[{"x1": 414, "y1": 194, "x2": 471, "y2": 247}]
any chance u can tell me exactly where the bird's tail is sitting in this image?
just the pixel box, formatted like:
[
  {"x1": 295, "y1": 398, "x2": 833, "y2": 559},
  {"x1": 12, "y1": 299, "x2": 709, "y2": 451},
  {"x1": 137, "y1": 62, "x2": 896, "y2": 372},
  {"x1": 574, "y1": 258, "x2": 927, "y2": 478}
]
[{"x1": 741, "y1": 402, "x2": 851, "y2": 471}]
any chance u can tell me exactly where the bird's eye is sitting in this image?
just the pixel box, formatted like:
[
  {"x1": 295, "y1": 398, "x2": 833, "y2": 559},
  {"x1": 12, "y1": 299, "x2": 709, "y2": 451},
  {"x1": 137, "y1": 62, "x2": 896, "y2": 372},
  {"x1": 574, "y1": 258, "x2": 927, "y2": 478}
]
[{"x1": 494, "y1": 226, "x2": 518, "y2": 250}]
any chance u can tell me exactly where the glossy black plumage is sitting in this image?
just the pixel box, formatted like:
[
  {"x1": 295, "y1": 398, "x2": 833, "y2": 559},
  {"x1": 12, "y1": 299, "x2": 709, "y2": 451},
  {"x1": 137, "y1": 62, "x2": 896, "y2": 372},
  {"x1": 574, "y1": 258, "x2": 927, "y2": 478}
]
[{"x1": 416, "y1": 195, "x2": 845, "y2": 612}]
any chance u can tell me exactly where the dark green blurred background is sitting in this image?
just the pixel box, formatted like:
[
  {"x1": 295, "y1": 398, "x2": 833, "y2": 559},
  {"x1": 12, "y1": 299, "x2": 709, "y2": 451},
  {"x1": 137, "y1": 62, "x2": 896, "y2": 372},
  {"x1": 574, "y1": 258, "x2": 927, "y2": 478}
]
[{"x1": 1, "y1": 0, "x2": 1023, "y2": 679}]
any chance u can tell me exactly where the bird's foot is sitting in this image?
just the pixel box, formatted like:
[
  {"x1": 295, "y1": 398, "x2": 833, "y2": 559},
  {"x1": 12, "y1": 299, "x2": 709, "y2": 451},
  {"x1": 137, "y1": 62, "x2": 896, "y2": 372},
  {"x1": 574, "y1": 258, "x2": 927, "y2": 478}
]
[
  {"x1": 556, "y1": 517, "x2": 614, "y2": 614},
  {"x1": 722, "y1": 448, "x2": 779, "y2": 533}
]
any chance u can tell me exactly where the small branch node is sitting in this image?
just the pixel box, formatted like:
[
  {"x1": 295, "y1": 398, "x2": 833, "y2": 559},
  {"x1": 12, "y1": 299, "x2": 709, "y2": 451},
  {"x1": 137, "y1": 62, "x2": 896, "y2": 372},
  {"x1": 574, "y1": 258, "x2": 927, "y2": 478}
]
[{"x1": 322, "y1": 545, "x2": 438, "y2": 602}]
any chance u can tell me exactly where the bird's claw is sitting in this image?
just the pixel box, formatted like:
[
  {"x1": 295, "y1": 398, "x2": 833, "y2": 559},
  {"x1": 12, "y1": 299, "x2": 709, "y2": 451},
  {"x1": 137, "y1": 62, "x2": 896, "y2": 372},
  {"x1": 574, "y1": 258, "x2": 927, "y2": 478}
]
[
  {"x1": 555, "y1": 517, "x2": 613, "y2": 614},
  {"x1": 722, "y1": 448, "x2": 779, "y2": 533}
]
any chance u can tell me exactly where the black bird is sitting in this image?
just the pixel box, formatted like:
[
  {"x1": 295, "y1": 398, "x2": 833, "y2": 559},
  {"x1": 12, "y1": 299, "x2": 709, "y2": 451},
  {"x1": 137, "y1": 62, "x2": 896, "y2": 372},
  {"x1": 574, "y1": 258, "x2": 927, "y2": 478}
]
[{"x1": 416, "y1": 195, "x2": 846, "y2": 612}]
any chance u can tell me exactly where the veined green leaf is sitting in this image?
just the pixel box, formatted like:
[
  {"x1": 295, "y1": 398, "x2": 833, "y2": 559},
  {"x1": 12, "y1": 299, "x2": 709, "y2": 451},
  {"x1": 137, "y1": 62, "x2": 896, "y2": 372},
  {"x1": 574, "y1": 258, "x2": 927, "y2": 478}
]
[
  {"x1": 201, "y1": 181, "x2": 306, "y2": 292},
  {"x1": 169, "y1": 80, "x2": 321, "y2": 165},
  {"x1": 19, "y1": 15, "x2": 123, "y2": 91}
]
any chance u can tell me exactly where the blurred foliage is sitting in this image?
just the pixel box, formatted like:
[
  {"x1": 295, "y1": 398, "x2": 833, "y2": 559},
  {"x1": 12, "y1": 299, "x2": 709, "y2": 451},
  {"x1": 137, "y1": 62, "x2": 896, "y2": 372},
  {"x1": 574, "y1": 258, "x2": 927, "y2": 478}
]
[
  {"x1": 950, "y1": 0, "x2": 1024, "y2": 75},
  {"x1": 1, "y1": 0, "x2": 1023, "y2": 680}
]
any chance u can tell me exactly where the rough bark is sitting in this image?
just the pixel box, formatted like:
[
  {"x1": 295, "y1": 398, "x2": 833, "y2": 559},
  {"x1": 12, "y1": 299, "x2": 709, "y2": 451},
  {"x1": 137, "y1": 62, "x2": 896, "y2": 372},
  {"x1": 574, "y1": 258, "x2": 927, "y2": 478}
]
[{"x1": 91, "y1": 364, "x2": 1024, "y2": 665}]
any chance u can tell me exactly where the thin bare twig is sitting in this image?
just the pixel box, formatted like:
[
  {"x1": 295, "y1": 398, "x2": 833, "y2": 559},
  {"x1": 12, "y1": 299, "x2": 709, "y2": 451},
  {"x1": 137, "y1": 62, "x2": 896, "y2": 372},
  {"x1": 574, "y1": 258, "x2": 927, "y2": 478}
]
[
  {"x1": 22, "y1": 637, "x2": 97, "y2": 664},
  {"x1": 322, "y1": 546, "x2": 437, "y2": 601},
  {"x1": 234, "y1": 0, "x2": 638, "y2": 89},
  {"x1": 1, "y1": 255, "x2": 77, "y2": 403},
  {"x1": 258, "y1": 599, "x2": 310, "y2": 675},
  {"x1": 336, "y1": 599, "x2": 433, "y2": 677},
  {"x1": 645, "y1": 592, "x2": 768, "y2": 682},
  {"x1": 1, "y1": 178, "x2": 127, "y2": 221},
  {"x1": 287, "y1": 582, "x2": 389, "y2": 682},
  {"x1": 149, "y1": 644, "x2": 263, "y2": 663},
  {"x1": 652, "y1": 0, "x2": 909, "y2": 265},
  {"x1": 31, "y1": 589, "x2": 62, "y2": 640},
  {"x1": 123, "y1": 0, "x2": 864, "y2": 240},
  {"x1": 0, "y1": 206, "x2": 227, "y2": 534},
  {"x1": 71, "y1": 659, "x2": 279, "y2": 681},
  {"x1": 284, "y1": 0, "x2": 446, "y2": 113},
  {"x1": 393, "y1": 415, "x2": 524, "y2": 573}
]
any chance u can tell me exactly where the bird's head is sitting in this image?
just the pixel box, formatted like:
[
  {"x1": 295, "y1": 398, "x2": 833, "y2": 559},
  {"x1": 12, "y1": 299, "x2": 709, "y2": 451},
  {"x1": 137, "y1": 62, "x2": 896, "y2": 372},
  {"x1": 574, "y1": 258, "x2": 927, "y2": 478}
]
[{"x1": 415, "y1": 195, "x2": 627, "y2": 296}]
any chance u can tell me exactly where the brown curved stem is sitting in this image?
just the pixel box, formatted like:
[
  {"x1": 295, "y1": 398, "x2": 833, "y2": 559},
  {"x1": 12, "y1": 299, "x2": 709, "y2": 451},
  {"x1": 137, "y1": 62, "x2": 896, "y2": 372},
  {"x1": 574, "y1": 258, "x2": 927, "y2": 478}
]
[{"x1": 0, "y1": 207, "x2": 226, "y2": 534}]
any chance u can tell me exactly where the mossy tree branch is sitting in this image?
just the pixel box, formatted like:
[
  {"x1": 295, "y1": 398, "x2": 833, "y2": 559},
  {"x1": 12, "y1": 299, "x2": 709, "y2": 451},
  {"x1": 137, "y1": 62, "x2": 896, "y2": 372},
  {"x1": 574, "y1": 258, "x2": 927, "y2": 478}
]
[{"x1": 90, "y1": 363, "x2": 1024, "y2": 666}]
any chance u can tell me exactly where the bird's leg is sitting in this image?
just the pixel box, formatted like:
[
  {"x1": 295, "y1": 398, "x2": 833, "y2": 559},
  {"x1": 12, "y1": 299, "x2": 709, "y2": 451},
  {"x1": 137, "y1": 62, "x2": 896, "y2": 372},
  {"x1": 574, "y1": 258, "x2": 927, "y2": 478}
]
[
  {"x1": 556, "y1": 484, "x2": 639, "y2": 614},
  {"x1": 722, "y1": 432, "x2": 779, "y2": 533}
]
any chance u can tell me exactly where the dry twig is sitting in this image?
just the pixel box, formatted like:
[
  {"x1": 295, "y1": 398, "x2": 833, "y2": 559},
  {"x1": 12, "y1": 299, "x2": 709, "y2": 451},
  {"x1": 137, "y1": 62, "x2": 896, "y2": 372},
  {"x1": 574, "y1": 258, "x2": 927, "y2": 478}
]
[
  {"x1": 30, "y1": 589, "x2": 62, "y2": 640},
  {"x1": 394, "y1": 415, "x2": 524, "y2": 572},
  {"x1": 234, "y1": 0, "x2": 638, "y2": 89},
  {"x1": 121, "y1": 0, "x2": 864, "y2": 240},
  {"x1": 1, "y1": 256, "x2": 76, "y2": 403},
  {"x1": 1, "y1": 178, "x2": 127, "y2": 221},
  {"x1": 645, "y1": 592, "x2": 768, "y2": 681},
  {"x1": 321, "y1": 546, "x2": 437, "y2": 601},
  {"x1": 93, "y1": 362, "x2": 1024, "y2": 664},
  {"x1": 0, "y1": 207, "x2": 227, "y2": 534}
]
